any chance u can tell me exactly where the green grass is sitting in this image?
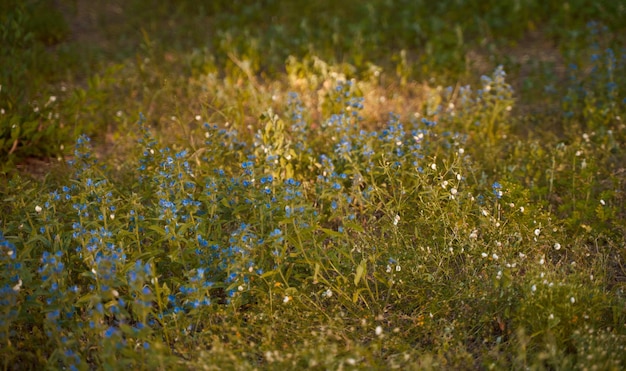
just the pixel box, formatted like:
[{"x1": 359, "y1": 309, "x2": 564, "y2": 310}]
[{"x1": 1, "y1": 1, "x2": 626, "y2": 369}]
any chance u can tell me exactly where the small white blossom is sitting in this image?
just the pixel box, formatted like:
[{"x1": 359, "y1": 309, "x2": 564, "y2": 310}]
[
  {"x1": 375, "y1": 326, "x2": 383, "y2": 336},
  {"x1": 12, "y1": 279, "x2": 22, "y2": 292},
  {"x1": 195, "y1": 115, "x2": 201, "y2": 121},
  {"x1": 570, "y1": 297, "x2": 576, "y2": 304},
  {"x1": 450, "y1": 188, "x2": 458, "y2": 196},
  {"x1": 534, "y1": 228, "x2": 541, "y2": 237},
  {"x1": 35, "y1": 205, "x2": 42, "y2": 213},
  {"x1": 531, "y1": 285, "x2": 536, "y2": 292},
  {"x1": 600, "y1": 199, "x2": 606, "y2": 206},
  {"x1": 393, "y1": 214, "x2": 400, "y2": 226},
  {"x1": 458, "y1": 148, "x2": 465, "y2": 155},
  {"x1": 481, "y1": 252, "x2": 488, "y2": 258},
  {"x1": 283, "y1": 296, "x2": 291, "y2": 303},
  {"x1": 492, "y1": 253, "x2": 499, "y2": 260},
  {"x1": 553, "y1": 243, "x2": 561, "y2": 250},
  {"x1": 430, "y1": 163, "x2": 437, "y2": 170}
]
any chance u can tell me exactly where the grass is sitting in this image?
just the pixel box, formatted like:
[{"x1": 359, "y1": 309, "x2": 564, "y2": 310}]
[{"x1": 1, "y1": 0, "x2": 626, "y2": 369}]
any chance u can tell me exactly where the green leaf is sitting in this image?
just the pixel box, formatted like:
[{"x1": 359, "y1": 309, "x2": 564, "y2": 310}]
[
  {"x1": 354, "y1": 258, "x2": 366, "y2": 286},
  {"x1": 147, "y1": 225, "x2": 166, "y2": 237}
]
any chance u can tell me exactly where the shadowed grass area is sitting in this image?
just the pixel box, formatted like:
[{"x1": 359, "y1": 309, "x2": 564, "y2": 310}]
[{"x1": 1, "y1": 1, "x2": 625, "y2": 369}]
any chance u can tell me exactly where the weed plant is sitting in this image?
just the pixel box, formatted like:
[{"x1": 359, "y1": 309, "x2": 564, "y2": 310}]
[{"x1": 1, "y1": 1, "x2": 626, "y2": 370}]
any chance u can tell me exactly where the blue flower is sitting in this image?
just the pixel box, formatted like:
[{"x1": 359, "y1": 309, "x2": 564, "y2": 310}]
[{"x1": 492, "y1": 182, "x2": 503, "y2": 199}]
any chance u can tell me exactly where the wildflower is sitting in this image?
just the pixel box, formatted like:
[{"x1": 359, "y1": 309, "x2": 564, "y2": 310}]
[
  {"x1": 534, "y1": 228, "x2": 541, "y2": 237},
  {"x1": 430, "y1": 163, "x2": 437, "y2": 170},
  {"x1": 375, "y1": 326, "x2": 383, "y2": 336},
  {"x1": 570, "y1": 297, "x2": 576, "y2": 304},
  {"x1": 554, "y1": 243, "x2": 561, "y2": 250},
  {"x1": 492, "y1": 182, "x2": 503, "y2": 199},
  {"x1": 12, "y1": 279, "x2": 22, "y2": 292},
  {"x1": 35, "y1": 205, "x2": 42, "y2": 213},
  {"x1": 393, "y1": 214, "x2": 400, "y2": 226},
  {"x1": 600, "y1": 199, "x2": 606, "y2": 206},
  {"x1": 531, "y1": 285, "x2": 537, "y2": 292}
]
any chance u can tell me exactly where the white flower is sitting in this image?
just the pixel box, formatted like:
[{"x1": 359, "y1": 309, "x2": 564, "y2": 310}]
[
  {"x1": 570, "y1": 297, "x2": 575, "y2": 304},
  {"x1": 600, "y1": 199, "x2": 606, "y2": 206},
  {"x1": 481, "y1": 252, "x2": 488, "y2": 258},
  {"x1": 109, "y1": 214, "x2": 115, "y2": 220},
  {"x1": 12, "y1": 279, "x2": 22, "y2": 292},
  {"x1": 393, "y1": 214, "x2": 400, "y2": 226},
  {"x1": 375, "y1": 326, "x2": 383, "y2": 336},
  {"x1": 534, "y1": 228, "x2": 541, "y2": 237},
  {"x1": 430, "y1": 163, "x2": 437, "y2": 170},
  {"x1": 492, "y1": 253, "x2": 499, "y2": 260},
  {"x1": 553, "y1": 243, "x2": 561, "y2": 250},
  {"x1": 519, "y1": 206, "x2": 525, "y2": 213},
  {"x1": 531, "y1": 285, "x2": 537, "y2": 292},
  {"x1": 450, "y1": 188, "x2": 458, "y2": 196},
  {"x1": 283, "y1": 296, "x2": 291, "y2": 303},
  {"x1": 35, "y1": 205, "x2": 42, "y2": 213},
  {"x1": 195, "y1": 115, "x2": 202, "y2": 121},
  {"x1": 458, "y1": 148, "x2": 465, "y2": 155}
]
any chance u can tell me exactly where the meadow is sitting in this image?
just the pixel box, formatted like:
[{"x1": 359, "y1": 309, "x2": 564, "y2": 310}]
[{"x1": 1, "y1": 0, "x2": 625, "y2": 369}]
